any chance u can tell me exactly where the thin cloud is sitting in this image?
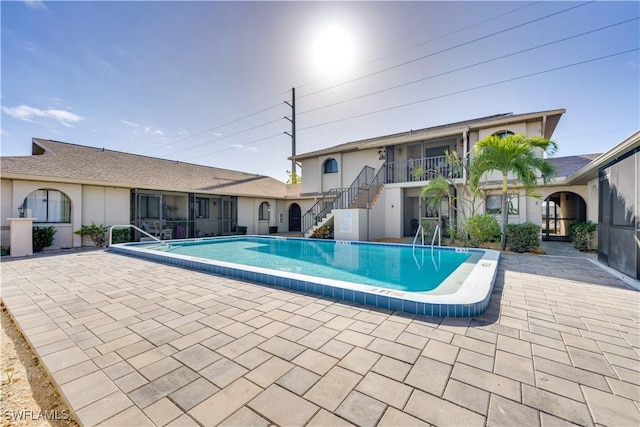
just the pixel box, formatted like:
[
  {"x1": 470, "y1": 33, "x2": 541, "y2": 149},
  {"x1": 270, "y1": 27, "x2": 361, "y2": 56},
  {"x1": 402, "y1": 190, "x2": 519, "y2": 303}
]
[
  {"x1": 23, "y1": 0, "x2": 47, "y2": 10},
  {"x1": 231, "y1": 144, "x2": 259, "y2": 152},
  {"x1": 2, "y1": 105, "x2": 84, "y2": 127},
  {"x1": 121, "y1": 120, "x2": 140, "y2": 127}
]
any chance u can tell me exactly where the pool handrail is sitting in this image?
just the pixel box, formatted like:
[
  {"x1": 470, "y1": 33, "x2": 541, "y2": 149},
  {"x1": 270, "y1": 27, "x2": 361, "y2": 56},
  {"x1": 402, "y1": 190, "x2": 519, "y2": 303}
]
[
  {"x1": 108, "y1": 224, "x2": 162, "y2": 246},
  {"x1": 431, "y1": 224, "x2": 441, "y2": 253}
]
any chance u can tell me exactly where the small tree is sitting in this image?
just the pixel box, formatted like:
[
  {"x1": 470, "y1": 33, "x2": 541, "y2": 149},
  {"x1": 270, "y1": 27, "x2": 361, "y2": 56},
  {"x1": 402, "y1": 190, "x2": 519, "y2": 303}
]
[
  {"x1": 470, "y1": 133, "x2": 557, "y2": 250},
  {"x1": 286, "y1": 170, "x2": 301, "y2": 184},
  {"x1": 412, "y1": 150, "x2": 481, "y2": 243}
]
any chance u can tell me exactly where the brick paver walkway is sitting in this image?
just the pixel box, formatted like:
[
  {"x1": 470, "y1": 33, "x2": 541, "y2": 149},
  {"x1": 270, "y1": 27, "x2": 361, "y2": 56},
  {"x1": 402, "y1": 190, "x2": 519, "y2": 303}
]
[{"x1": 1, "y1": 250, "x2": 639, "y2": 426}]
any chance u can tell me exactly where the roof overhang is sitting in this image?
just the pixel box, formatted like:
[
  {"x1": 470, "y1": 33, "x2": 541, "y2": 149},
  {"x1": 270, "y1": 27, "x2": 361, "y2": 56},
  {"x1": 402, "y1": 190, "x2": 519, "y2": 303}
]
[
  {"x1": 568, "y1": 130, "x2": 640, "y2": 184},
  {"x1": 292, "y1": 109, "x2": 565, "y2": 161}
]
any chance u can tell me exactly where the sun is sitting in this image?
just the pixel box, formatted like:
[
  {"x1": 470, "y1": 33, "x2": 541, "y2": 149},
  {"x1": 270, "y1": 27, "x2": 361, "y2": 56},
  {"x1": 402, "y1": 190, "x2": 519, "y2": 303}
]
[{"x1": 310, "y1": 24, "x2": 356, "y2": 76}]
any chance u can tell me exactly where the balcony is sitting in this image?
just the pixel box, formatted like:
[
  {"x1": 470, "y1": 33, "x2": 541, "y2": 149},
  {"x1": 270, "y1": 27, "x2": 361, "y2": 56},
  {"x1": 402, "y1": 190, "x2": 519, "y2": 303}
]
[{"x1": 385, "y1": 155, "x2": 462, "y2": 184}]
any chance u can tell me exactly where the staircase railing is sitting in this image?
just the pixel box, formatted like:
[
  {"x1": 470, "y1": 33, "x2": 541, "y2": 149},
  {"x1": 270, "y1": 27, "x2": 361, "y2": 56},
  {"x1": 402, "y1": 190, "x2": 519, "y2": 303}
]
[
  {"x1": 365, "y1": 167, "x2": 385, "y2": 207},
  {"x1": 301, "y1": 166, "x2": 376, "y2": 234}
]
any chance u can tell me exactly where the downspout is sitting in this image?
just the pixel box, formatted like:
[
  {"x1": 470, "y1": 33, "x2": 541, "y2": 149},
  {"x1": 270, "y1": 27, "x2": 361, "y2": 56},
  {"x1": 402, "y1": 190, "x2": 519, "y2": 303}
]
[{"x1": 541, "y1": 115, "x2": 547, "y2": 139}]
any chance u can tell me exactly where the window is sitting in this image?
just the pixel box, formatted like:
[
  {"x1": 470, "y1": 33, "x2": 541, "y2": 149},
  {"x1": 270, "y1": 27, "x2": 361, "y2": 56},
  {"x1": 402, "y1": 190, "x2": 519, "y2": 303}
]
[
  {"x1": 493, "y1": 130, "x2": 514, "y2": 139},
  {"x1": 323, "y1": 158, "x2": 338, "y2": 174},
  {"x1": 23, "y1": 189, "x2": 71, "y2": 223},
  {"x1": 486, "y1": 194, "x2": 519, "y2": 215},
  {"x1": 259, "y1": 202, "x2": 270, "y2": 220},
  {"x1": 196, "y1": 198, "x2": 210, "y2": 219},
  {"x1": 140, "y1": 195, "x2": 160, "y2": 218}
]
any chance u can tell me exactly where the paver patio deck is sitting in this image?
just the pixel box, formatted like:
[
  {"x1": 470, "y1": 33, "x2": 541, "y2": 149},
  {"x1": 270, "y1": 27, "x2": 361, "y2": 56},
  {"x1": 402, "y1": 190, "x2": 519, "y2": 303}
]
[{"x1": 1, "y1": 247, "x2": 639, "y2": 426}]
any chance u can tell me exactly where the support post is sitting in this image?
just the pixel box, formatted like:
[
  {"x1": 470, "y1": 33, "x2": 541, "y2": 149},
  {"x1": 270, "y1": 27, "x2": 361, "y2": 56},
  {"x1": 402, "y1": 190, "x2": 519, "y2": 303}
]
[{"x1": 284, "y1": 87, "x2": 297, "y2": 177}]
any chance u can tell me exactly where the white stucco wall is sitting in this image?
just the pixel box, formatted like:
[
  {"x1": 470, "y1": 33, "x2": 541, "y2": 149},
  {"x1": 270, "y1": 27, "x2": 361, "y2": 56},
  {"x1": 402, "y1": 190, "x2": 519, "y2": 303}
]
[
  {"x1": 384, "y1": 187, "x2": 403, "y2": 238},
  {"x1": 368, "y1": 191, "x2": 386, "y2": 240},
  {"x1": 333, "y1": 209, "x2": 369, "y2": 241},
  {"x1": 82, "y1": 186, "x2": 130, "y2": 227},
  {"x1": 300, "y1": 158, "x2": 321, "y2": 194},
  {"x1": 1, "y1": 179, "x2": 13, "y2": 249},
  {"x1": 237, "y1": 197, "x2": 255, "y2": 234}
]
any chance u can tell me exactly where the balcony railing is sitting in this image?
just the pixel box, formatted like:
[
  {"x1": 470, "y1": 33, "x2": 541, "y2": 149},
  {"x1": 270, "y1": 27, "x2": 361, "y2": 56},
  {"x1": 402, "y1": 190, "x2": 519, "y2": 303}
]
[{"x1": 385, "y1": 155, "x2": 461, "y2": 184}]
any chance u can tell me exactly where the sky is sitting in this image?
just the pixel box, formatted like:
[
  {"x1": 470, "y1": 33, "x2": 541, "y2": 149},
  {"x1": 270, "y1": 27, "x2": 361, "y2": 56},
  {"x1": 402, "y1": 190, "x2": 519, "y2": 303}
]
[{"x1": 1, "y1": 0, "x2": 638, "y2": 182}]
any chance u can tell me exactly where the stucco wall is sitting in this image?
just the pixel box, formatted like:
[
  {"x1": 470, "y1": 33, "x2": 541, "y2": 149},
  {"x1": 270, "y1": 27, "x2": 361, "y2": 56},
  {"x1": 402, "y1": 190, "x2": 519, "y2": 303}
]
[
  {"x1": 1, "y1": 179, "x2": 13, "y2": 248},
  {"x1": 300, "y1": 158, "x2": 321, "y2": 194},
  {"x1": 82, "y1": 186, "x2": 130, "y2": 227},
  {"x1": 368, "y1": 191, "x2": 386, "y2": 240},
  {"x1": 237, "y1": 197, "x2": 255, "y2": 234},
  {"x1": 384, "y1": 187, "x2": 403, "y2": 238}
]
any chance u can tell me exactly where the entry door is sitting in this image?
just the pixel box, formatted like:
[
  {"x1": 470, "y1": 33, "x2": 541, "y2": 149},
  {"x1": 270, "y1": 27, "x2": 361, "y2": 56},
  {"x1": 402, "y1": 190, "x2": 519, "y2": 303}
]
[
  {"x1": 221, "y1": 197, "x2": 236, "y2": 234},
  {"x1": 289, "y1": 203, "x2": 301, "y2": 232}
]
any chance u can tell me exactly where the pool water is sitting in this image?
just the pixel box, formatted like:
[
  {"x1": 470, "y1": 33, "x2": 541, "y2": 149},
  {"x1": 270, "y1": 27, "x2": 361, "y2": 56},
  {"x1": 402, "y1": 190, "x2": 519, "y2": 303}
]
[
  {"x1": 111, "y1": 235, "x2": 500, "y2": 317},
  {"x1": 149, "y1": 237, "x2": 471, "y2": 292}
]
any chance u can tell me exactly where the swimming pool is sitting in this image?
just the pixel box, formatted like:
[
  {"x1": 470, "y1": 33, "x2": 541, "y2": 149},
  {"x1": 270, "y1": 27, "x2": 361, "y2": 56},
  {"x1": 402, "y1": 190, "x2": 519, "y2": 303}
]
[{"x1": 109, "y1": 236, "x2": 500, "y2": 317}]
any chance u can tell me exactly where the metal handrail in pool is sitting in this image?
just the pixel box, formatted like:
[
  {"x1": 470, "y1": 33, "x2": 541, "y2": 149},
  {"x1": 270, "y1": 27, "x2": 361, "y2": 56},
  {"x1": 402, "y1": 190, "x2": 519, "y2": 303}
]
[{"x1": 108, "y1": 224, "x2": 162, "y2": 246}]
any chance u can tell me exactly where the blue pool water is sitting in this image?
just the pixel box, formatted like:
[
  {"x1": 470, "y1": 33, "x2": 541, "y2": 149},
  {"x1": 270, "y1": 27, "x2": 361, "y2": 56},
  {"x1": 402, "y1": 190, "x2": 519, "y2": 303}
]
[{"x1": 146, "y1": 237, "x2": 471, "y2": 292}]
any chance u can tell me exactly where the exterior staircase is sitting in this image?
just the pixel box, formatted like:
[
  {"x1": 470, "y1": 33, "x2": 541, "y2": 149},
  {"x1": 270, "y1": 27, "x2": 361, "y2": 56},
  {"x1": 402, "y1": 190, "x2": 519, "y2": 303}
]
[{"x1": 303, "y1": 166, "x2": 385, "y2": 238}]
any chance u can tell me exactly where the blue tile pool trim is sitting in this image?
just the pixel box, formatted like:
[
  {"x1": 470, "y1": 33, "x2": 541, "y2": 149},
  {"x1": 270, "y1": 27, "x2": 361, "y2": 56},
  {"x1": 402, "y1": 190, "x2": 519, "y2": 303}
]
[{"x1": 109, "y1": 236, "x2": 500, "y2": 317}]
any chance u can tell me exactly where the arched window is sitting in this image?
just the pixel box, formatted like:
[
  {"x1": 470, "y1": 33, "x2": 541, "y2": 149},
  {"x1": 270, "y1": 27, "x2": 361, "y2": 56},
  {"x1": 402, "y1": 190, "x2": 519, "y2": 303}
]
[
  {"x1": 23, "y1": 189, "x2": 71, "y2": 223},
  {"x1": 259, "y1": 202, "x2": 270, "y2": 220},
  {"x1": 493, "y1": 130, "x2": 514, "y2": 139},
  {"x1": 323, "y1": 158, "x2": 338, "y2": 174}
]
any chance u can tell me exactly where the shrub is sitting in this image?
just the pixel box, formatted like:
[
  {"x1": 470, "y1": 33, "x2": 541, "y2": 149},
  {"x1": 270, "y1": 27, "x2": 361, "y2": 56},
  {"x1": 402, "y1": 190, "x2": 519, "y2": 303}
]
[
  {"x1": 75, "y1": 222, "x2": 109, "y2": 247},
  {"x1": 569, "y1": 221, "x2": 597, "y2": 251},
  {"x1": 111, "y1": 228, "x2": 132, "y2": 244},
  {"x1": 33, "y1": 226, "x2": 56, "y2": 252},
  {"x1": 237, "y1": 226, "x2": 247, "y2": 235},
  {"x1": 465, "y1": 214, "x2": 501, "y2": 247},
  {"x1": 506, "y1": 222, "x2": 540, "y2": 253},
  {"x1": 311, "y1": 225, "x2": 333, "y2": 239}
]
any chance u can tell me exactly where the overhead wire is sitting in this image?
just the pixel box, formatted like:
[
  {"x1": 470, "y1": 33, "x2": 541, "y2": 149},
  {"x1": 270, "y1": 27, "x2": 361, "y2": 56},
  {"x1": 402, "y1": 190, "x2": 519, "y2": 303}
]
[
  {"x1": 297, "y1": 17, "x2": 639, "y2": 117},
  {"x1": 294, "y1": 1, "x2": 543, "y2": 91},
  {"x1": 297, "y1": 48, "x2": 639, "y2": 133},
  {"x1": 298, "y1": 1, "x2": 595, "y2": 100},
  {"x1": 141, "y1": 2, "x2": 550, "y2": 158}
]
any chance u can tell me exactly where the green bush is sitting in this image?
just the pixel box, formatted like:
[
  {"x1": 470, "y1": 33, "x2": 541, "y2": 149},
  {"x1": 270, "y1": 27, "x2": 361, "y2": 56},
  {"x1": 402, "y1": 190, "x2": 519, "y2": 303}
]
[
  {"x1": 33, "y1": 226, "x2": 56, "y2": 252},
  {"x1": 465, "y1": 214, "x2": 501, "y2": 247},
  {"x1": 506, "y1": 222, "x2": 540, "y2": 253},
  {"x1": 74, "y1": 222, "x2": 108, "y2": 247},
  {"x1": 111, "y1": 228, "x2": 132, "y2": 244},
  {"x1": 569, "y1": 221, "x2": 597, "y2": 251},
  {"x1": 237, "y1": 226, "x2": 248, "y2": 235}
]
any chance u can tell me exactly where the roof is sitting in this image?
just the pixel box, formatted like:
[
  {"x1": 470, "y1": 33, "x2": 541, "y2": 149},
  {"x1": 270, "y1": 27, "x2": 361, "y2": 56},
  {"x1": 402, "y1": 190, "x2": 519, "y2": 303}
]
[
  {"x1": 1, "y1": 139, "x2": 296, "y2": 199},
  {"x1": 568, "y1": 130, "x2": 640, "y2": 184},
  {"x1": 292, "y1": 109, "x2": 565, "y2": 160},
  {"x1": 548, "y1": 154, "x2": 602, "y2": 179}
]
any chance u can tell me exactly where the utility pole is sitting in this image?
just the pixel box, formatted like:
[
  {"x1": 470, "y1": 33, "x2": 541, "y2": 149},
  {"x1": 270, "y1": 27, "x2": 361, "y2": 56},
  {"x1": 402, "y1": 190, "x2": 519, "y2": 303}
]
[{"x1": 284, "y1": 87, "x2": 297, "y2": 178}]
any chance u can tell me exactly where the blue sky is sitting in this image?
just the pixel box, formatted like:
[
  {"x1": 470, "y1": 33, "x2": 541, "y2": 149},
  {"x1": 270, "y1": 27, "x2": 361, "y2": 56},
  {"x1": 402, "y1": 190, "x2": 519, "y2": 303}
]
[{"x1": 2, "y1": 1, "x2": 638, "y2": 181}]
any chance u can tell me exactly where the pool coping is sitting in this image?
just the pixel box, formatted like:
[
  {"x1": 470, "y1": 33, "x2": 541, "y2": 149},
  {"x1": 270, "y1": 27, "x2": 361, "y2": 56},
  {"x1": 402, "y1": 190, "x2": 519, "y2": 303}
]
[{"x1": 108, "y1": 236, "x2": 500, "y2": 317}]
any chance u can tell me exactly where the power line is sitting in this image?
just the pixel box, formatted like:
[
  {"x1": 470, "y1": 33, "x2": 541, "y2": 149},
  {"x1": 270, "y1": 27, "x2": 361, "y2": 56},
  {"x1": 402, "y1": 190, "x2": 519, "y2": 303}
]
[
  {"x1": 183, "y1": 132, "x2": 285, "y2": 161},
  {"x1": 140, "y1": 2, "x2": 550, "y2": 157},
  {"x1": 141, "y1": 100, "x2": 286, "y2": 155},
  {"x1": 298, "y1": 17, "x2": 639, "y2": 117},
  {"x1": 298, "y1": 48, "x2": 639, "y2": 133},
  {"x1": 298, "y1": 1, "x2": 595, "y2": 100},
  {"x1": 295, "y1": 1, "x2": 543, "y2": 91}
]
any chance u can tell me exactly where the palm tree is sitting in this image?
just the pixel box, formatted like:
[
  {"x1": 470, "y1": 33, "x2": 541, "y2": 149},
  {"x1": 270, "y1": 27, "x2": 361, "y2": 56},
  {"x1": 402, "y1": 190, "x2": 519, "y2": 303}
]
[
  {"x1": 469, "y1": 133, "x2": 557, "y2": 250},
  {"x1": 412, "y1": 174, "x2": 454, "y2": 241}
]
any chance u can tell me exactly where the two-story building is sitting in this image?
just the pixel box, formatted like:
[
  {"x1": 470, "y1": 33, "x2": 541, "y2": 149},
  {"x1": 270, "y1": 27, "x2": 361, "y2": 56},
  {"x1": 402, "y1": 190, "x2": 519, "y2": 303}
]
[{"x1": 292, "y1": 109, "x2": 575, "y2": 241}]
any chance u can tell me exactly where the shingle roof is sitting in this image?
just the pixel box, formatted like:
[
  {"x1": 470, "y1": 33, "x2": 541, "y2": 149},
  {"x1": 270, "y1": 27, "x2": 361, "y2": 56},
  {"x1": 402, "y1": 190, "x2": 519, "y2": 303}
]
[
  {"x1": 548, "y1": 154, "x2": 602, "y2": 178},
  {"x1": 1, "y1": 139, "x2": 295, "y2": 198}
]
